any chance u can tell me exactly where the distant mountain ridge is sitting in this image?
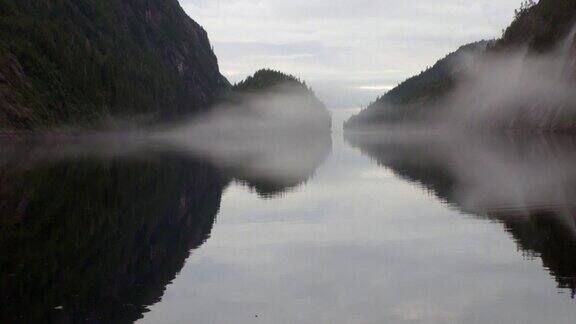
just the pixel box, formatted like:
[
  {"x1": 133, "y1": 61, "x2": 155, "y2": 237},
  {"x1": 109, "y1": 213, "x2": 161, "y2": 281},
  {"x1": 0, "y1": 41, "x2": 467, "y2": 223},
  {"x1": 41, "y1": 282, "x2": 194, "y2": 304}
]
[{"x1": 0, "y1": 0, "x2": 229, "y2": 130}]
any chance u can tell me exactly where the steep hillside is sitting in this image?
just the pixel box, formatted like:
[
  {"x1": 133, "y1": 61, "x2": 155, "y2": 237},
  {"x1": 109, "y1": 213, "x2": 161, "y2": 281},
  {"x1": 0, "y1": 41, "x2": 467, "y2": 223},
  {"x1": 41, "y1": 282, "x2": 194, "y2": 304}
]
[
  {"x1": 0, "y1": 0, "x2": 229, "y2": 130},
  {"x1": 346, "y1": 0, "x2": 576, "y2": 130},
  {"x1": 345, "y1": 41, "x2": 489, "y2": 127},
  {"x1": 496, "y1": 0, "x2": 576, "y2": 52}
]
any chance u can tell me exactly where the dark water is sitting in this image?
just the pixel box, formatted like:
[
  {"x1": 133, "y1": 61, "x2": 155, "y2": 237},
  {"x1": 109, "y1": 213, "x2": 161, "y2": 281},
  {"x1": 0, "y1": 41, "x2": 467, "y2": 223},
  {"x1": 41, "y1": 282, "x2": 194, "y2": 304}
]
[{"x1": 3, "y1": 117, "x2": 576, "y2": 323}]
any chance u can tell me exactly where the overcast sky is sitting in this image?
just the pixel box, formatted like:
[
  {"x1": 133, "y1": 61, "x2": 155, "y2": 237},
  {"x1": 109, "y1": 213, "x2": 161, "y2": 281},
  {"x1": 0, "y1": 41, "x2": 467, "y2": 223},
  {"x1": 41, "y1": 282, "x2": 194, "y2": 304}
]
[{"x1": 181, "y1": 0, "x2": 523, "y2": 109}]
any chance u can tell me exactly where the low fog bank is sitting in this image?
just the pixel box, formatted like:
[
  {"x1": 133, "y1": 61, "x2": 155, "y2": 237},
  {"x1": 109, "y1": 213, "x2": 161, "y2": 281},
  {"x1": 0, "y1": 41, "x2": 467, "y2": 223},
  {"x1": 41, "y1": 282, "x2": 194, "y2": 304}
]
[
  {"x1": 0, "y1": 90, "x2": 333, "y2": 198},
  {"x1": 155, "y1": 89, "x2": 332, "y2": 195}
]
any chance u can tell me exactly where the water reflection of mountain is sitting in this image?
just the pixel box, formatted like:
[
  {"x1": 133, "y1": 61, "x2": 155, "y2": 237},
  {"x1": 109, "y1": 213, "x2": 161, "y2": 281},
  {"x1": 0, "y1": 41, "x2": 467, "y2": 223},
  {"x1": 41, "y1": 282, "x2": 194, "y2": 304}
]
[
  {"x1": 221, "y1": 133, "x2": 333, "y2": 198},
  {"x1": 0, "y1": 154, "x2": 226, "y2": 323},
  {"x1": 347, "y1": 131, "x2": 576, "y2": 297},
  {"x1": 166, "y1": 120, "x2": 333, "y2": 199},
  {"x1": 0, "y1": 134, "x2": 330, "y2": 322}
]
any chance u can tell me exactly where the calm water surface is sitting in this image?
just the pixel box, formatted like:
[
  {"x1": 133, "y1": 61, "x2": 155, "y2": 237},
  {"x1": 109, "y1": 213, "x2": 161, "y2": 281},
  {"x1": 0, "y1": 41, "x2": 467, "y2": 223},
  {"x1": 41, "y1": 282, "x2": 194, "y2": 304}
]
[{"x1": 2, "y1": 114, "x2": 576, "y2": 323}]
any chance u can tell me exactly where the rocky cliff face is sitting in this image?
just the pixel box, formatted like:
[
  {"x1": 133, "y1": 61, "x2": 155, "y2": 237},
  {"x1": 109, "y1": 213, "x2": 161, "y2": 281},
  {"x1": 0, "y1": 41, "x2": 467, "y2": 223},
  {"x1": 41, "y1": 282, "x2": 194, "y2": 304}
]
[
  {"x1": 0, "y1": 0, "x2": 229, "y2": 130},
  {"x1": 127, "y1": 0, "x2": 230, "y2": 112}
]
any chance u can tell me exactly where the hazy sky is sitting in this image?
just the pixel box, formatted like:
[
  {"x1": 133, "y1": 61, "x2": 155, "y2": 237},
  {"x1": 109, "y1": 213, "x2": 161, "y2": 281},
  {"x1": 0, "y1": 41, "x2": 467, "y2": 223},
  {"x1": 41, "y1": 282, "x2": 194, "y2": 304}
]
[{"x1": 181, "y1": 0, "x2": 523, "y2": 109}]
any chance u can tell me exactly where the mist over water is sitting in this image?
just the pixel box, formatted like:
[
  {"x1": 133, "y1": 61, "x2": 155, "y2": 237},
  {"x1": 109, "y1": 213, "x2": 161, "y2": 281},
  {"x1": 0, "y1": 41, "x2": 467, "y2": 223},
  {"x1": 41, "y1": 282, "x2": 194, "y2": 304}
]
[
  {"x1": 0, "y1": 89, "x2": 333, "y2": 199},
  {"x1": 5, "y1": 97, "x2": 576, "y2": 322},
  {"x1": 158, "y1": 90, "x2": 332, "y2": 192},
  {"x1": 0, "y1": 92, "x2": 333, "y2": 322}
]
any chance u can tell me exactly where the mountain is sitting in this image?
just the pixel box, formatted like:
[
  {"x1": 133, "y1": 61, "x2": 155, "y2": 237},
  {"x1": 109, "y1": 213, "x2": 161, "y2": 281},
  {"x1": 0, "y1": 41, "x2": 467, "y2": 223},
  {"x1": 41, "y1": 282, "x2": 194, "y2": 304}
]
[
  {"x1": 495, "y1": 0, "x2": 576, "y2": 52},
  {"x1": 233, "y1": 69, "x2": 312, "y2": 93},
  {"x1": 232, "y1": 69, "x2": 326, "y2": 109},
  {"x1": 167, "y1": 69, "x2": 333, "y2": 198},
  {"x1": 346, "y1": 0, "x2": 576, "y2": 130},
  {"x1": 345, "y1": 41, "x2": 490, "y2": 127},
  {"x1": 230, "y1": 69, "x2": 332, "y2": 129},
  {"x1": 0, "y1": 0, "x2": 229, "y2": 130}
]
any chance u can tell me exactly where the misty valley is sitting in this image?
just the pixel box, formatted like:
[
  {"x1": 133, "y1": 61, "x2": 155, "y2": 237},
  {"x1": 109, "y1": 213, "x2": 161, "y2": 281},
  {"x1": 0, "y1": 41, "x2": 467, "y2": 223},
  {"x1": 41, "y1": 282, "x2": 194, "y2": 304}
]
[{"x1": 4, "y1": 0, "x2": 576, "y2": 323}]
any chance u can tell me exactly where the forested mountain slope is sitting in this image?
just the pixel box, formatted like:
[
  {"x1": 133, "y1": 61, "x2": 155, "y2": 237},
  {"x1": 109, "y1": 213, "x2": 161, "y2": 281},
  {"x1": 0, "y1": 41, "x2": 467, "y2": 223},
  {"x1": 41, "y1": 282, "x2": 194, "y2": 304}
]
[
  {"x1": 0, "y1": 0, "x2": 229, "y2": 130},
  {"x1": 345, "y1": 41, "x2": 489, "y2": 127},
  {"x1": 231, "y1": 69, "x2": 332, "y2": 129},
  {"x1": 346, "y1": 0, "x2": 576, "y2": 130}
]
